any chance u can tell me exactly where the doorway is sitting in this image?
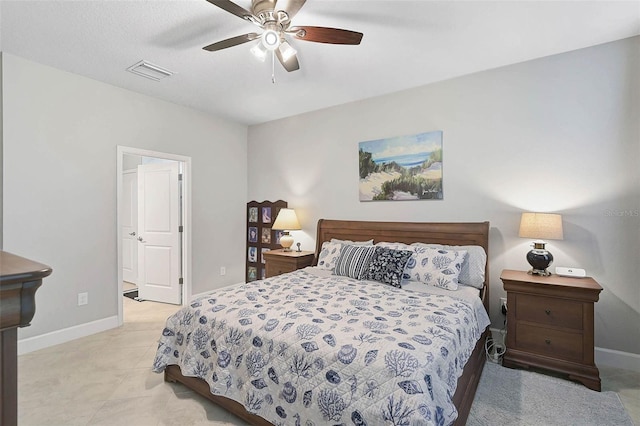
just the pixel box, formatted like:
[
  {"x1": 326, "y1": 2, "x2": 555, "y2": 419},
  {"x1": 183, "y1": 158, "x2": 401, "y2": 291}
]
[{"x1": 116, "y1": 146, "x2": 192, "y2": 326}]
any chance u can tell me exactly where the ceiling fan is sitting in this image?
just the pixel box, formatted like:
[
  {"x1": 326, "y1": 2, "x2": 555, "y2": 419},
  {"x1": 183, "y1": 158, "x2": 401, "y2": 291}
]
[{"x1": 202, "y1": 0, "x2": 363, "y2": 72}]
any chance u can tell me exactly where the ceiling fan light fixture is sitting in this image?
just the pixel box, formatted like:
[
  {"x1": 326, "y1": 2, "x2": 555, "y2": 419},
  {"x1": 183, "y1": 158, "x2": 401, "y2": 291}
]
[
  {"x1": 250, "y1": 41, "x2": 268, "y2": 61},
  {"x1": 202, "y1": 0, "x2": 365, "y2": 73},
  {"x1": 262, "y1": 29, "x2": 281, "y2": 50},
  {"x1": 279, "y1": 40, "x2": 297, "y2": 62}
]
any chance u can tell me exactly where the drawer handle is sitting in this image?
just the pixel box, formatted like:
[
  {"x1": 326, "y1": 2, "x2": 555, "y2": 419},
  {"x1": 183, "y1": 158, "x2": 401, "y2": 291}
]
[
  {"x1": 545, "y1": 309, "x2": 551, "y2": 315},
  {"x1": 545, "y1": 339, "x2": 551, "y2": 345}
]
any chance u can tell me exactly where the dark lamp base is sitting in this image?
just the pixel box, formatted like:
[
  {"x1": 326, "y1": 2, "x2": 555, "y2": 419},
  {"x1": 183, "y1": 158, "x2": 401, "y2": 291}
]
[
  {"x1": 528, "y1": 268, "x2": 552, "y2": 276},
  {"x1": 526, "y1": 244, "x2": 554, "y2": 277}
]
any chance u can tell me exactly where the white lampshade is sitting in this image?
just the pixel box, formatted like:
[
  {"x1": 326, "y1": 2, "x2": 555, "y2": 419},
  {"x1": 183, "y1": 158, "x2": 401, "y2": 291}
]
[
  {"x1": 518, "y1": 213, "x2": 564, "y2": 240},
  {"x1": 279, "y1": 40, "x2": 297, "y2": 62},
  {"x1": 250, "y1": 42, "x2": 268, "y2": 62},
  {"x1": 272, "y1": 208, "x2": 301, "y2": 231},
  {"x1": 519, "y1": 212, "x2": 563, "y2": 276},
  {"x1": 272, "y1": 208, "x2": 301, "y2": 251}
]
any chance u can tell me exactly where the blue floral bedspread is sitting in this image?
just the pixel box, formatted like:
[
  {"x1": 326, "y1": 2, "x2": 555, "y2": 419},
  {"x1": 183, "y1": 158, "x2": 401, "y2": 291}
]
[{"x1": 153, "y1": 269, "x2": 490, "y2": 426}]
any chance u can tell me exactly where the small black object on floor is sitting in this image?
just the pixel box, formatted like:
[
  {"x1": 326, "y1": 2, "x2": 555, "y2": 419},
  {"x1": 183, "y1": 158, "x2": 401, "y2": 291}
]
[{"x1": 123, "y1": 289, "x2": 142, "y2": 302}]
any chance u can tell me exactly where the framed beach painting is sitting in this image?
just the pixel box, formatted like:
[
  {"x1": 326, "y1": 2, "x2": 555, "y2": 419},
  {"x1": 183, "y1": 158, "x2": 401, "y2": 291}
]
[{"x1": 359, "y1": 130, "x2": 443, "y2": 201}]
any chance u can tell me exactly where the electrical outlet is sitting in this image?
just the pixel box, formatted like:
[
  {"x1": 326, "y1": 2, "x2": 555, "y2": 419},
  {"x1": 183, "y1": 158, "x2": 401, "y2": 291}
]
[
  {"x1": 220, "y1": 266, "x2": 226, "y2": 276},
  {"x1": 78, "y1": 292, "x2": 89, "y2": 306},
  {"x1": 500, "y1": 297, "x2": 507, "y2": 315}
]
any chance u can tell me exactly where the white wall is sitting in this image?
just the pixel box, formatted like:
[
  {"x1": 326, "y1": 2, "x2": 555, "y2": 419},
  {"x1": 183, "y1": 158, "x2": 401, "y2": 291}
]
[
  {"x1": 2, "y1": 54, "x2": 248, "y2": 340},
  {"x1": 248, "y1": 37, "x2": 640, "y2": 355}
]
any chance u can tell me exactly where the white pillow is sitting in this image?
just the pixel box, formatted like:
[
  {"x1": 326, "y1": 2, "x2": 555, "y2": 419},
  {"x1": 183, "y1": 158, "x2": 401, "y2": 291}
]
[
  {"x1": 330, "y1": 238, "x2": 374, "y2": 245},
  {"x1": 317, "y1": 239, "x2": 374, "y2": 270},
  {"x1": 376, "y1": 242, "x2": 411, "y2": 250},
  {"x1": 413, "y1": 243, "x2": 486, "y2": 289}
]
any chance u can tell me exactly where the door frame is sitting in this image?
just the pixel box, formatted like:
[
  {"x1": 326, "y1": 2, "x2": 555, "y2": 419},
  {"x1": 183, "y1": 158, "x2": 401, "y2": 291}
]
[
  {"x1": 116, "y1": 146, "x2": 192, "y2": 325},
  {"x1": 122, "y1": 169, "x2": 138, "y2": 285}
]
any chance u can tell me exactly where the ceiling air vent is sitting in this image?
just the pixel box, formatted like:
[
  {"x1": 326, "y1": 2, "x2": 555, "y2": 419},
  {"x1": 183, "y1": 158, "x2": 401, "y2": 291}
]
[{"x1": 126, "y1": 60, "x2": 174, "y2": 81}]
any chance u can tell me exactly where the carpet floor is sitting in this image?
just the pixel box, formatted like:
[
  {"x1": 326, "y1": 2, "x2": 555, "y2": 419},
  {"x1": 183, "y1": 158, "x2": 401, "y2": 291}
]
[{"x1": 468, "y1": 362, "x2": 634, "y2": 426}]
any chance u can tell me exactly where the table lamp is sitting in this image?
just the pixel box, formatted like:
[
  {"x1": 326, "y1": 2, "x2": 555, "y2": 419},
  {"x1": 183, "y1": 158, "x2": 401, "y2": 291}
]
[
  {"x1": 272, "y1": 208, "x2": 301, "y2": 252},
  {"x1": 518, "y1": 212, "x2": 564, "y2": 276}
]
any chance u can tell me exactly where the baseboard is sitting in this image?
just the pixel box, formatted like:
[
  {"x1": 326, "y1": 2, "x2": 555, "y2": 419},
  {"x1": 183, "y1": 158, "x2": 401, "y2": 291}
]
[
  {"x1": 17, "y1": 315, "x2": 119, "y2": 355},
  {"x1": 190, "y1": 282, "x2": 245, "y2": 301},
  {"x1": 595, "y1": 347, "x2": 640, "y2": 373},
  {"x1": 189, "y1": 290, "x2": 214, "y2": 300}
]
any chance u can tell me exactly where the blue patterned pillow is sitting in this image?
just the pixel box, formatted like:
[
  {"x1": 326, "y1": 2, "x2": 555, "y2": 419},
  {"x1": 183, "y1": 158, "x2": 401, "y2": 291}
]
[
  {"x1": 366, "y1": 247, "x2": 414, "y2": 288},
  {"x1": 412, "y1": 243, "x2": 485, "y2": 288},
  {"x1": 334, "y1": 244, "x2": 377, "y2": 280},
  {"x1": 317, "y1": 241, "x2": 343, "y2": 270},
  {"x1": 405, "y1": 246, "x2": 467, "y2": 290},
  {"x1": 317, "y1": 239, "x2": 374, "y2": 270}
]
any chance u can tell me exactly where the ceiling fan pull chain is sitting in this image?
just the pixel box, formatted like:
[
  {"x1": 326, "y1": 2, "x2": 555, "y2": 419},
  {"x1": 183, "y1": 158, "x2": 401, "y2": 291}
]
[{"x1": 271, "y1": 51, "x2": 276, "y2": 84}]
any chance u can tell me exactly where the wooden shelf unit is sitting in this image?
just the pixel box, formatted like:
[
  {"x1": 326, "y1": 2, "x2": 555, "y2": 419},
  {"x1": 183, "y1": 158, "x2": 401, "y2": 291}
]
[{"x1": 246, "y1": 200, "x2": 288, "y2": 282}]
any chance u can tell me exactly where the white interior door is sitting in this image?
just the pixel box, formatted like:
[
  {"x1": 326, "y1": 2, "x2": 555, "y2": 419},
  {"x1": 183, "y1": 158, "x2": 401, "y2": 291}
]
[
  {"x1": 137, "y1": 162, "x2": 182, "y2": 305},
  {"x1": 122, "y1": 170, "x2": 138, "y2": 284}
]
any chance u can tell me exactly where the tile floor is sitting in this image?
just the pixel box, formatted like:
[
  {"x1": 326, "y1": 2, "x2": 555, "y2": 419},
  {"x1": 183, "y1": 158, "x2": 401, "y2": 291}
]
[
  {"x1": 123, "y1": 281, "x2": 137, "y2": 292},
  {"x1": 18, "y1": 297, "x2": 640, "y2": 426}
]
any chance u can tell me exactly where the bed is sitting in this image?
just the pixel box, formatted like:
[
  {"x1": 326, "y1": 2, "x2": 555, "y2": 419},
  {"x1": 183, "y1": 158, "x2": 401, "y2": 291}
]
[{"x1": 154, "y1": 219, "x2": 491, "y2": 425}]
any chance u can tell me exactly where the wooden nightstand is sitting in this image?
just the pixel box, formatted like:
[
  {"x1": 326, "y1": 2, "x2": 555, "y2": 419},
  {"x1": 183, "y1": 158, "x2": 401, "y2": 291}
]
[
  {"x1": 500, "y1": 269, "x2": 603, "y2": 391},
  {"x1": 263, "y1": 249, "x2": 314, "y2": 278}
]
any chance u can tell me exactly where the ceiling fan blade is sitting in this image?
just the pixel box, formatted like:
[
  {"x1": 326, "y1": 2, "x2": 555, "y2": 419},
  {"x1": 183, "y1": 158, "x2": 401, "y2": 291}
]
[
  {"x1": 275, "y1": 46, "x2": 300, "y2": 72},
  {"x1": 202, "y1": 33, "x2": 261, "y2": 51},
  {"x1": 288, "y1": 26, "x2": 363, "y2": 45},
  {"x1": 275, "y1": 0, "x2": 307, "y2": 20},
  {"x1": 205, "y1": 0, "x2": 258, "y2": 24}
]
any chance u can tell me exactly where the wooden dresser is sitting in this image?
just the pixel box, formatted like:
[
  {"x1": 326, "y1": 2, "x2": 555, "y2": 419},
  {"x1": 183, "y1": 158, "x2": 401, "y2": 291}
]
[
  {"x1": 1, "y1": 251, "x2": 52, "y2": 425},
  {"x1": 263, "y1": 249, "x2": 314, "y2": 278},
  {"x1": 500, "y1": 269, "x2": 602, "y2": 391}
]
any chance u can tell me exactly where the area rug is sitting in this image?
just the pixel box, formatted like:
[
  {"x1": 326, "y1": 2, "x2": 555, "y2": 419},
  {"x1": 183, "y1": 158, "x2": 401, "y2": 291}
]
[{"x1": 467, "y1": 362, "x2": 633, "y2": 426}]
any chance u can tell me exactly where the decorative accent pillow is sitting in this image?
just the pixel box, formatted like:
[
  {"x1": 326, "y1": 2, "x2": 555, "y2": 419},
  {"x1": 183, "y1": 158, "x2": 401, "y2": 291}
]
[
  {"x1": 333, "y1": 244, "x2": 377, "y2": 280},
  {"x1": 413, "y1": 243, "x2": 486, "y2": 289},
  {"x1": 317, "y1": 241, "x2": 343, "y2": 270},
  {"x1": 318, "y1": 239, "x2": 374, "y2": 270},
  {"x1": 405, "y1": 246, "x2": 467, "y2": 290},
  {"x1": 366, "y1": 247, "x2": 414, "y2": 288}
]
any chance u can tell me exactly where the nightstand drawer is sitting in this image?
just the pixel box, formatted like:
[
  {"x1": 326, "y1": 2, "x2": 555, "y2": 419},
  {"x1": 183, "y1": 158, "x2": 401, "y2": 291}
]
[
  {"x1": 263, "y1": 250, "x2": 315, "y2": 278},
  {"x1": 266, "y1": 260, "x2": 296, "y2": 277},
  {"x1": 516, "y1": 323, "x2": 583, "y2": 362},
  {"x1": 516, "y1": 294, "x2": 583, "y2": 330}
]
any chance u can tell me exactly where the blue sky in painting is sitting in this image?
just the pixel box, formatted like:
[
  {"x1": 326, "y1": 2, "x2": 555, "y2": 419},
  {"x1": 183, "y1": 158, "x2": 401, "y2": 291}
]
[{"x1": 359, "y1": 131, "x2": 442, "y2": 163}]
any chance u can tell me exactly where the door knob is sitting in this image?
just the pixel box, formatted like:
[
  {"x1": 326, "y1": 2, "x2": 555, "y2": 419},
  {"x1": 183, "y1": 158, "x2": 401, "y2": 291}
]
[
  {"x1": 137, "y1": 236, "x2": 146, "y2": 243},
  {"x1": 129, "y1": 232, "x2": 136, "y2": 236}
]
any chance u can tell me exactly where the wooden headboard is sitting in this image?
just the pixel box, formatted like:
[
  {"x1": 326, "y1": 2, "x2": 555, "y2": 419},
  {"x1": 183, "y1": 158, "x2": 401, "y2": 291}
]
[{"x1": 313, "y1": 219, "x2": 490, "y2": 312}]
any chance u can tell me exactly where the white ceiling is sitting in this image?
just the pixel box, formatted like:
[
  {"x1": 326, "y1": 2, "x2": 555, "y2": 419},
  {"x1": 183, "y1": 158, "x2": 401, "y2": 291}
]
[{"x1": 1, "y1": 0, "x2": 639, "y2": 125}]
